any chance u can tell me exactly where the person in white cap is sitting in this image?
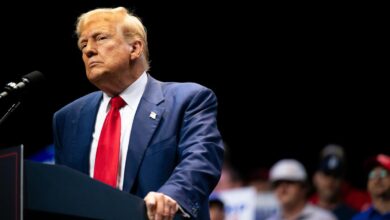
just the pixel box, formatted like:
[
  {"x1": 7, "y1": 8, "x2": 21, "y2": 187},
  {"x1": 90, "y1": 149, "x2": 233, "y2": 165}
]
[{"x1": 266, "y1": 159, "x2": 336, "y2": 220}]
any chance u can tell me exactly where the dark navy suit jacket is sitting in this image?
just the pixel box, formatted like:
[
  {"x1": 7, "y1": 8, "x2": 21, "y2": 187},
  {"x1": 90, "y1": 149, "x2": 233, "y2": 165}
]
[{"x1": 53, "y1": 75, "x2": 224, "y2": 219}]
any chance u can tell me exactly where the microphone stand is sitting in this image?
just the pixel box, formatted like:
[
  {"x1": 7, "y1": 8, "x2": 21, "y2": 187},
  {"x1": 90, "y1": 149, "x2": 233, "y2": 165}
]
[{"x1": 0, "y1": 101, "x2": 21, "y2": 128}]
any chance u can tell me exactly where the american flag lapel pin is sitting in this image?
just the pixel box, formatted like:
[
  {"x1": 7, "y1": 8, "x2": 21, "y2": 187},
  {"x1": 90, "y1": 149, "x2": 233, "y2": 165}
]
[{"x1": 149, "y1": 111, "x2": 157, "y2": 120}]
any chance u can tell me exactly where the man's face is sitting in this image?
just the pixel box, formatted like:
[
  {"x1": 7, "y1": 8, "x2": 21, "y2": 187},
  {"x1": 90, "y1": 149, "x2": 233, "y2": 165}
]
[
  {"x1": 78, "y1": 17, "x2": 133, "y2": 88},
  {"x1": 209, "y1": 205, "x2": 225, "y2": 220},
  {"x1": 367, "y1": 166, "x2": 390, "y2": 199},
  {"x1": 274, "y1": 181, "x2": 306, "y2": 208},
  {"x1": 313, "y1": 171, "x2": 342, "y2": 202}
]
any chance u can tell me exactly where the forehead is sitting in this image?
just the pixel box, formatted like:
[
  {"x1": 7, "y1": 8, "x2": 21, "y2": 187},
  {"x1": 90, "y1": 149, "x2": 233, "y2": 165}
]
[
  {"x1": 79, "y1": 13, "x2": 123, "y2": 36},
  {"x1": 79, "y1": 20, "x2": 118, "y2": 38}
]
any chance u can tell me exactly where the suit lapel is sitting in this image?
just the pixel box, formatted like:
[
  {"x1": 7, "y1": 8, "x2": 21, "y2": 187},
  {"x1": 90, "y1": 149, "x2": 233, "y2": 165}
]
[
  {"x1": 74, "y1": 92, "x2": 102, "y2": 174},
  {"x1": 123, "y1": 75, "x2": 165, "y2": 192}
]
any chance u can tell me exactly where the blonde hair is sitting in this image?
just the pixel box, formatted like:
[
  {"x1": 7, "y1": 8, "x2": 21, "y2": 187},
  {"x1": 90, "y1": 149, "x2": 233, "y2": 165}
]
[{"x1": 76, "y1": 7, "x2": 149, "y2": 67}]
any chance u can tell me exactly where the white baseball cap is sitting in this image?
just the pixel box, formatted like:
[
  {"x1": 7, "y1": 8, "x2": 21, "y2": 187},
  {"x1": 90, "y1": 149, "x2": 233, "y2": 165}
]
[{"x1": 270, "y1": 159, "x2": 307, "y2": 182}]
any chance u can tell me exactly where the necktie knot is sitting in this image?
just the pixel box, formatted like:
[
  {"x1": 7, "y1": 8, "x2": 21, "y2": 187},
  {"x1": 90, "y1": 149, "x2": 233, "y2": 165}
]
[{"x1": 110, "y1": 96, "x2": 126, "y2": 109}]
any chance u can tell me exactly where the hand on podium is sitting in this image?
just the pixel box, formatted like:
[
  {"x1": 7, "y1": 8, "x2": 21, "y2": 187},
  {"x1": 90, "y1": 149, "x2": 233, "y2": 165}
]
[{"x1": 144, "y1": 192, "x2": 179, "y2": 220}]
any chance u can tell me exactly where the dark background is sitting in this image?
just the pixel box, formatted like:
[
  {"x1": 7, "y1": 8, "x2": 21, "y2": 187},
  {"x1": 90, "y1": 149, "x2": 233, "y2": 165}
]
[{"x1": 0, "y1": 1, "x2": 388, "y2": 188}]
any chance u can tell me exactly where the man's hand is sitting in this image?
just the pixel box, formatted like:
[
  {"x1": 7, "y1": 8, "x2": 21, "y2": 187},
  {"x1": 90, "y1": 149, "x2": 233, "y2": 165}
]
[{"x1": 144, "y1": 192, "x2": 179, "y2": 220}]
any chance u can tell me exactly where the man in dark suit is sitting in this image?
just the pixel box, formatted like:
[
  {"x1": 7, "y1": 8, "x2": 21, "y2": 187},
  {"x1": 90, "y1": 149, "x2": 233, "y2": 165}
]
[{"x1": 53, "y1": 7, "x2": 224, "y2": 220}]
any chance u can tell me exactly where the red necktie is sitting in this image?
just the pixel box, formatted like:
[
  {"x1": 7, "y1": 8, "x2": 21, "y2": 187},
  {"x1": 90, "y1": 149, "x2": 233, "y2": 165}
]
[{"x1": 94, "y1": 96, "x2": 126, "y2": 188}]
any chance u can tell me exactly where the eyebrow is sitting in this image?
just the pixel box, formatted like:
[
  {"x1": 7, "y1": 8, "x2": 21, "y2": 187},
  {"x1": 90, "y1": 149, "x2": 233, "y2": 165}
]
[{"x1": 78, "y1": 31, "x2": 105, "y2": 47}]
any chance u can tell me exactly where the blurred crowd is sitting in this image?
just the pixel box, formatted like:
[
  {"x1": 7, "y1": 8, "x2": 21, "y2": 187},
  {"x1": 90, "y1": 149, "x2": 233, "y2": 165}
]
[{"x1": 209, "y1": 144, "x2": 390, "y2": 220}]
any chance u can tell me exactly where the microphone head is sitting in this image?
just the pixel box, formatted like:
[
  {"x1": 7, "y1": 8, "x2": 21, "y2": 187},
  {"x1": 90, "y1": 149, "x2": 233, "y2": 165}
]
[
  {"x1": 0, "y1": 71, "x2": 45, "y2": 101},
  {"x1": 22, "y1": 71, "x2": 45, "y2": 85}
]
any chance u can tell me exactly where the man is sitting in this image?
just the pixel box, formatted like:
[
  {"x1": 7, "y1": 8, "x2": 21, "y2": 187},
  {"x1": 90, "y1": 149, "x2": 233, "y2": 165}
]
[
  {"x1": 352, "y1": 154, "x2": 390, "y2": 220},
  {"x1": 310, "y1": 144, "x2": 371, "y2": 213},
  {"x1": 311, "y1": 150, "x2": 358, "y2": 219},
  {"x1": 247, "y1": 168, "x2": 279, "y2": 220},
  {"x1": 267, "y1": 159, "x2": 336, "y2": 220},
  {"x1": 209, "y1": 196, "x2": 225, "y2": 220},
  {"x1": 53, "y1": 7, "x2": 224, "y2": 220}
]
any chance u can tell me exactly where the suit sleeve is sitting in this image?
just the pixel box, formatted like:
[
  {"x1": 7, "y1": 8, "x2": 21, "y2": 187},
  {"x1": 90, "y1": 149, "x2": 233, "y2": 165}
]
[
  {"x1": 157, "y1": 87, "x2": 224, "y2": 218},
  {"x1": 53, "y1": 110, "x2": 64, "y2": 164}
]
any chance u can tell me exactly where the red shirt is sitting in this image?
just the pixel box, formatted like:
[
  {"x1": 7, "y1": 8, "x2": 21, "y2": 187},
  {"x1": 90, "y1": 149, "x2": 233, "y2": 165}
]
[{"x1": 310, "y1": 182, "x2": 371, "y2": 211}]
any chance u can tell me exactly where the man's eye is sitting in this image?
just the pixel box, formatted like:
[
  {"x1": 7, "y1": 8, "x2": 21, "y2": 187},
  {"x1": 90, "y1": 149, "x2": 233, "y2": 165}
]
[{"x1": 97, "y1": 35, "x2": 107, "y2": 41}]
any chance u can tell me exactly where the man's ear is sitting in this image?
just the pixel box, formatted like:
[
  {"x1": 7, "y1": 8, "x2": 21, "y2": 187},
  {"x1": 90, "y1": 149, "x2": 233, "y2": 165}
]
[{"x1": 129, "y1": 40, "x2": 143, "y2": 60}]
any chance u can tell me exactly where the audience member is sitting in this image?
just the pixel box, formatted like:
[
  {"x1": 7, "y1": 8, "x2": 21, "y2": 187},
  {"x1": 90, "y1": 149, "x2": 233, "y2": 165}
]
[
  {"x1": 352, "y1": 154, "x2": 390, "y2": 220},
  {"x1": 209, "y1": 196, "x2": 225, "y2": 220},
  {"x1": 267, "y1": 159, "x2": 336, "y2": 220},
  {"x1": 310, "y1": 144, "x2": 371, "y2": 212},
  {"x1": 248, "y1": 168, "x2": 279, "y2": 220},
  {"x1": 312, "y1": 147, "x2": 357, "y2": 219}
]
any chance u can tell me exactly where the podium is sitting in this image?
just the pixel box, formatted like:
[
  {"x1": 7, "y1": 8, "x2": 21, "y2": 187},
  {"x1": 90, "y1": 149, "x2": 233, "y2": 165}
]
[{"x1": 24, "y1": 160, "x2": 148, "y2": 219}]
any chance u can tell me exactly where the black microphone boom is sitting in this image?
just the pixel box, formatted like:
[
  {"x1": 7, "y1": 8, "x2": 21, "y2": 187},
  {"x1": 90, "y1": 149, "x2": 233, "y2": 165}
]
[{"x1": 0, "y1": 71, "x2": 45, "y2": 100}]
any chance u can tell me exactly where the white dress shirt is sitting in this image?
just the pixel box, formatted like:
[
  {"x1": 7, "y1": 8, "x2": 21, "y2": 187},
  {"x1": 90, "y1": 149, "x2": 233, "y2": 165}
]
[{"x1": 89, "y1": 72, "x2": 147, "y2": 190}]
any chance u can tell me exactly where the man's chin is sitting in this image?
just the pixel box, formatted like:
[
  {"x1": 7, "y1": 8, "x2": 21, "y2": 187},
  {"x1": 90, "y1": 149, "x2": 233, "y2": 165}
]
[{"x1": 87, "y1": 70, "x2": 106, "y2": 83}]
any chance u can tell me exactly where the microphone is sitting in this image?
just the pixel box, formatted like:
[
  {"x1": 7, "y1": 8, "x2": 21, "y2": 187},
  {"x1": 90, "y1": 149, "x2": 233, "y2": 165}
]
[{"x1": 0, "y1": 71, "x2": 45, "y2": 100}]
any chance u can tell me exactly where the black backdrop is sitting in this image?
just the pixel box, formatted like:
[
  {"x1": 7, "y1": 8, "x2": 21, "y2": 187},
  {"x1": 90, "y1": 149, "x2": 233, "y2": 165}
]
[{"x1": 0, "y1": 1, "x2": 388, "y2": 188}]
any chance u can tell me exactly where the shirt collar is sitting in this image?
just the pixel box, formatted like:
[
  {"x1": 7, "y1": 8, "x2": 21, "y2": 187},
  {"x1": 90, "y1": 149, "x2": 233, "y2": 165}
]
[
  {"x1": 368, "y1": 206, "x2": 390, "y2": 218},
  {"x1": 102, "y1": 72, "x2": 148, "y2": 111}
]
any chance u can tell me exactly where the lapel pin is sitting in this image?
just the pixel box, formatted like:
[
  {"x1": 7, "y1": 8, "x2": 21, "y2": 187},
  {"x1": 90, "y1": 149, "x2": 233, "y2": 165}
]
[{"x1": 149, "y1": 111, "x2": 157, "y2": 120}]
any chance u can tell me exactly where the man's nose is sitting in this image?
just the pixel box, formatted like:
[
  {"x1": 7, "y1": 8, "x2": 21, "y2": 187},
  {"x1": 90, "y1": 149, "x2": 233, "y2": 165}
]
[{"x1": 83, "y1": 41, "x2": 97, "y2": 58}]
